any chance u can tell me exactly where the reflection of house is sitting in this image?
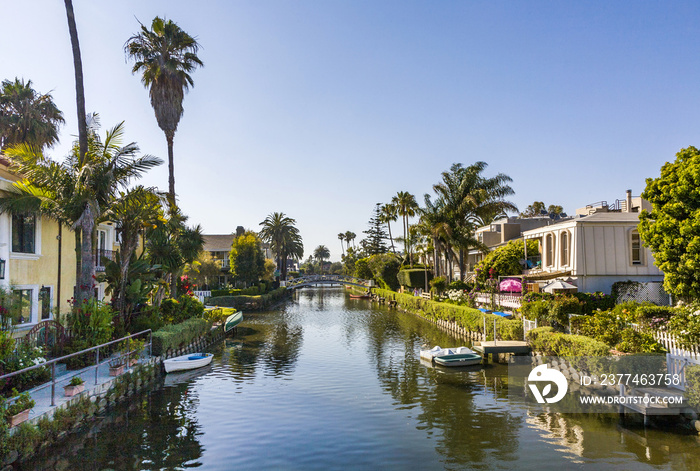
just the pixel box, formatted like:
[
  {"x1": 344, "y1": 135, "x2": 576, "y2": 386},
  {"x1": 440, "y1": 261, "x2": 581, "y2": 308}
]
[{"x1": 522, "y1": 191, "x2": 664, "y2": 295}]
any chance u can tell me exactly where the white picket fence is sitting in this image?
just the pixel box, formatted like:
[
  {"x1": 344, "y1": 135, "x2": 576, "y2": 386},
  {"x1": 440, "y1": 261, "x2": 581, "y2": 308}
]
[
  {"x1": 192, "y1": 290, "x2": 211, "y2": 303},
  {"x1": 474, "y1": 292, "x2": 522, "y2": 309}
]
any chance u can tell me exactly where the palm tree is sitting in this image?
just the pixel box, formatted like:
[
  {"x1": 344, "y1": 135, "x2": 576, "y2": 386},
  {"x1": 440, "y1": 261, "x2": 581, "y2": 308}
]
[
  {"x1": 314, "y1": 245, "x2": 330, "y2": 274},
  {"x1": 104, "y1": 186, "x2": 164, "y2": 318},
  {"x1": 259, "y1": 212, "x2": 304, "y2": 281},
  {"x1": 344, "y1": 231, "x2": 356, "y2": 249},
  {"x1": 0, "y1": 78, "x2": 65, "y2": 150},
  {"x1": 125, "y1": 16, "x2": 203, "y2": 207},
  {"x1": 63, "y1": 0, "x2": 88, "y2": 163},
  {"x1": 391, "y1": 191, "x2": 419, "y2": 262},
  {"x1": 378, "y1": 203, "x2": 398, "y2": 253},
  {"x1": 0, "y1": 117, "x2": 162, "y2": 302},
  {"x1": 338, "y1": 233, "x2": 346, "y2": 257}
]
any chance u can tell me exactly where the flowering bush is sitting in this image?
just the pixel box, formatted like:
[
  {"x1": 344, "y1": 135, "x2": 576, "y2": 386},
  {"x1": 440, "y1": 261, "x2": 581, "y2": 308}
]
[
  {"x1": 0, "y1": 344, "x2": 50, "y2": 395},
  {"x1": 667, "y1": 306, "x2": 700, "y2": 347}
]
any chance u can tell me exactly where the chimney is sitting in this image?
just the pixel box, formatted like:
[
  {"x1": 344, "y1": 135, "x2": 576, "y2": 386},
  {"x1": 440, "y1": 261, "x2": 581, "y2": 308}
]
[{"x1": 625, "y1": 189, "x2": 632, "y2": 213}]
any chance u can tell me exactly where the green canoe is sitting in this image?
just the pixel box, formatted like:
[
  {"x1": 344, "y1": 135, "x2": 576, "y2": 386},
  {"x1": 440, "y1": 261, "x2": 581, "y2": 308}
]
[{"x1": 224, "y1": 311, "x2": 243, "y2": 332}]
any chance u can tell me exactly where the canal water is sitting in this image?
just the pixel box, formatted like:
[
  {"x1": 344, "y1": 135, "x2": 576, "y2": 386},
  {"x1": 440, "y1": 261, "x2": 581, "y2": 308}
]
[{"x1": 26, "y1": 288, "x2": 700, "y2": 470}]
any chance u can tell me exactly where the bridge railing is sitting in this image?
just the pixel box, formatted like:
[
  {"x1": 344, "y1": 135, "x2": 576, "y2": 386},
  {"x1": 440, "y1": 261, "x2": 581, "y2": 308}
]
[{"x1": 285, "y1": 274, "x2": 370, "y2": 289}]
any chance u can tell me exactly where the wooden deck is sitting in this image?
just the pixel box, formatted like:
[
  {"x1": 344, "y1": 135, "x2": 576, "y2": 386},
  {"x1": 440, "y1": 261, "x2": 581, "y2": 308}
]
[{"x1": 473, "y1": 341, "x2": 530, "y2": 362}]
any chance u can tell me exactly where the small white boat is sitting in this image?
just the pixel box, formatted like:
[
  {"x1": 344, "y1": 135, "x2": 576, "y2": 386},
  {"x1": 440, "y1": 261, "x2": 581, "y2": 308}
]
[
  {"x1": 163, "y1": 352, "x2": 214, "y2": 373},
  {"x1": 419, "y1": 345, "x2": 475, "y2": 361},
  {"x1": 434, "y1": 352, "x2": 482, "y2": 367}
]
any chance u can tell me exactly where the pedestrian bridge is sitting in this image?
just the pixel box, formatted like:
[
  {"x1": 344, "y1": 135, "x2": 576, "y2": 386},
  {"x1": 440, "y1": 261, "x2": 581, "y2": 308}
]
[{"x1": 285, "y1": 274, "x2": 372, "y2": 290}]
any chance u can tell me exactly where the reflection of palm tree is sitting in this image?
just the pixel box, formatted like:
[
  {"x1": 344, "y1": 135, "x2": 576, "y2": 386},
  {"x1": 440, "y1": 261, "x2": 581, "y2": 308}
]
[{"x1": 125, "y1": 16, "x2": 203, "y2": 207}]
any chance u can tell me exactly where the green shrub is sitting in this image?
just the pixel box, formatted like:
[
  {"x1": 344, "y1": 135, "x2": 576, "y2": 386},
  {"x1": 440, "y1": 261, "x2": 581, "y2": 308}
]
[
  {"x1": 151, "y1": 318, "x2": 212, "y2": 356},
  {"x1": 520, "y1": 300, "x2": 549, "y2": 323},
  {"x1": 686, "y1": 365, "x2": 700, "y2": 410},
  {"x1": 430, "y1": 276, "x2": 447, "y2": 294},
  {"x1": 614, "y1": 328, "x2": 665, "y2": 354},
  {"x1": 130, "y1": 306, "x2": 164, "y2": 334},
  {"x1": 66, "y1": 298, "x2": 114, "y2": 347},
  {"x1": 368, "y1": 254, "x2": 401, "y2": 291},
  {"x1": 397, "y1": 269, "x2": 433, "y2": 289},
  {"x1": 354, "y1": 258, "x2": 373, "y2": 280},
  {"x1": 447, "y1": 280, "x2": 471, "y2": 291},
  {"x1": 372, "y1": 288, "x2": 523, "y2": 340},
  {"x1": 526, "y1": 327, "x2": 610, "y2": 357}
]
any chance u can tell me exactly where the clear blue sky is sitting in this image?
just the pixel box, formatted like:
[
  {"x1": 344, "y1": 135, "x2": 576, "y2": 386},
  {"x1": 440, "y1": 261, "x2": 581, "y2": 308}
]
[{"x1": 3, "y1": 1, "x2": 700, "y2": 262}]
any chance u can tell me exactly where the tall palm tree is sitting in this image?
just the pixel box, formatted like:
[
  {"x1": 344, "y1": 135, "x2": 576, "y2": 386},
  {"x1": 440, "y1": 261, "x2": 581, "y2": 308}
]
[
  {"x1": 63, "y1": 0, "x2": 88, "y2": 163},
  {"x1": 125, "y1": 16, "x2": 203, "y2": 207},
  {"x1": 391, "y1": 191, "x2": 419, "y2": 262},
  {"x1": 314, "y1": 245, "x2": 330, "y2": 274},
  {"x1": 0, "y1": 117, "x2": 162, "y2": 302},
  {"x1": 0, "y1": 78, "x2": 65, "y2": 150},
  {"x1": 338, "y1": 233, "x2": 346, "y2": 257},
  {"x1": 259, "y1": 212, "x2": 304, "y2": 281},
  {"x1": 344, "y1": 231, "x2": 356, "y2": 249},
  {"x1": 378, "y1": 203, "x2": 398, "y2": 253}
]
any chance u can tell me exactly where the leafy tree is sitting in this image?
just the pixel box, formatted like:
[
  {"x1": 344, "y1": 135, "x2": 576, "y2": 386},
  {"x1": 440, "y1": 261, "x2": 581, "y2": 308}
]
[
  {"x1": 0, "y1": 78, "x2": 65, "y2": 150},
  {"x1": 125, "y1": 16, "x2": 203, "y2": 207},
  {"x1": 520, "y1": 201, "x2": 546, "y2": 217},
  {"x1": 329, "y1": 261, "x2": 343, "y2": 275},
  {"x1": 354, "y1": 257, "x2": 373, "y2": 280},
  {"x1": 639, "y1": 146, "x2": 700, "y2": 300},
  {"x1": 368, "y1": 253, "x2": 401, "y2": 291},
  {"x1": 183, "y1": 251, "x2": 222, "y2": 289},
  {"x1": 363, "y1": 203, "x2": 389, "y2": 255},
  {"x1": 474, "y1": 239, "x2": 538, "y2": 287},
  {"x1": 228, "y1": 231, "x2": 265, "y2": 286},
  {"x1": 258, "y1": 212, "x2": 304, "y2": 280},
  {"x1": 313, "y1": 245, "x2": 330, "y2": 274},
  {"x1": 263, "y1": 258, "x2": 277, "y2": 282},
  {"x1": 547, "y1": 204, "x2": 564, "y2": 215}
]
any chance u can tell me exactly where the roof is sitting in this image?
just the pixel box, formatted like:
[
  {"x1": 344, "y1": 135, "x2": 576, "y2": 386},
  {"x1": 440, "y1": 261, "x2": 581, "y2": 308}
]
[
  {"x1": 203, "y1": 234, "x2": 235, "y2": 252},
  {"x1": 522, "y1": 211, "x2": 641, "y2": 238}
]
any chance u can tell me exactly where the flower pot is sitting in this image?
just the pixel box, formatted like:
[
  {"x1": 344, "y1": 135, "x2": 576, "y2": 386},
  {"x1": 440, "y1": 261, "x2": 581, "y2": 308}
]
[
  {"x1": 129, "y1": 358, "x2": 138, "y2": 367},
  {"x1": 109, "y1": 365, "x2": 124, "y2": 376},
  {"x1": 10, "y1": 409, "x2": 30, "y2": 427},
  {"x1": 64, "y1": 383, "x2": 85, "y2": 397}
]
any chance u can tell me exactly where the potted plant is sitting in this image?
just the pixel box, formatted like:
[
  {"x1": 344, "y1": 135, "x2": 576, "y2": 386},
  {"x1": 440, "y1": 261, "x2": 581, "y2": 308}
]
[
  {"x1": 4, "y1": 390, "x2": 35, "y2": 427},
  {"x1": 108, "y1": 358, "x2": 125, "y2": 376},
  {"x1": 128, "y1": 338, "x2": 146, "y2": 367},
  {"x1": 64, "y1": 376, "x2": 85, "y2": 397}
]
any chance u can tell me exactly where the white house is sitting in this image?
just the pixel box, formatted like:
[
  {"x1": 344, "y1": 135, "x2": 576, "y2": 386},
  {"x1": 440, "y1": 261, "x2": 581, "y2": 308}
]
[{"x1": 521, "y1": 191, "x2": 664, "y2": 297}]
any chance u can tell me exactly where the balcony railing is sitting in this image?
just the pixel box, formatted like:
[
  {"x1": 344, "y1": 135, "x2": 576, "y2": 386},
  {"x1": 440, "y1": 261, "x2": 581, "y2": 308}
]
[{"x1": 95, "y1": 249, "x2": 116, "y2": 271}]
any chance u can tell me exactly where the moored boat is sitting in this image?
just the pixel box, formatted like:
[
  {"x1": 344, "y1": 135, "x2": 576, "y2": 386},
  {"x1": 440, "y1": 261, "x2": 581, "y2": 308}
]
[
  {"x1": 433, "y1": 352, "x2": 482, "y2": 367},
  {"x1": 163, "y1": 352, "x2": 214, "y2": 373},
  {"x1": 349, "y1": 294, "x2": 370, "y2": 299},
  {"x1": 419, "y1": 345, "x2": 475, "y2": 361},
  {"x1": 224, "y1": 311, "x2": 243, "y2": 332}
]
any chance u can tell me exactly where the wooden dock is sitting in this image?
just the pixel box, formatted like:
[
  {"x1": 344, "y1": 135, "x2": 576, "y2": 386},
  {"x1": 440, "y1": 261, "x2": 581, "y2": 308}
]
[
  {"x1": 473, "y1": 341, "x2": 530, "y2": 362},
  {"x1": 619, "y1": 386, "x2": 688, "y2": 426}
]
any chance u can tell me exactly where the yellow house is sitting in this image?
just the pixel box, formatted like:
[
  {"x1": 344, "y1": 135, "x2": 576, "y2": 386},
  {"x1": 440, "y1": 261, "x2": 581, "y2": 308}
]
[{"x1": 0, "y1": 158, "x2": 119, "y2": 334}]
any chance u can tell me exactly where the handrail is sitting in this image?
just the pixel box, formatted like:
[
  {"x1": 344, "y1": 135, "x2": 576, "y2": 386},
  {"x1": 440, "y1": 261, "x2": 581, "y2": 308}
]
[{"x1": 1, "y1": 329, "x2": 152, "y2": 408}]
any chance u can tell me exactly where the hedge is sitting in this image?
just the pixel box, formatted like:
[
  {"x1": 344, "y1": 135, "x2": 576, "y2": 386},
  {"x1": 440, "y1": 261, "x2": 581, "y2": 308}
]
[
  {"x1": 526, "y1": 327, "x2": 610, "y2": 357},
  {"x1": 151, "y1": 318, "x2": 212, "y2": 356},
  {"x1": 397, "y1": 269, "x2": 433, "y2": 289},
  {"x1": 372, "y1": 288, "x2": 523, "y2": 340},
  {"x1": 206, "y1": 287, "x2": 289, "y2": 310},
  {"x1": 686, "y1": 365, "x2": 700, "y2": 410}
]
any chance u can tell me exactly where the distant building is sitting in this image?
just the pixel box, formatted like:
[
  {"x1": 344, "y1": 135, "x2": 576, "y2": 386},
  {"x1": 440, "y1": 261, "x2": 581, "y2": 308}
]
[{"x1": 202, "y1": 233, "x2": 273, "y2": 286}]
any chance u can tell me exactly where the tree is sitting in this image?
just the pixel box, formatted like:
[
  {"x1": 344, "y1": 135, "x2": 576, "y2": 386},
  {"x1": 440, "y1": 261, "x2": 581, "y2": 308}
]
[
  {"x1": 63, "y1": 0, "x2": 88, "y2": 164},
  {"x1": 258, "y1": 212, "x2": 304, "y2": 280},
  {"x1": 344, "y1": 230, "x2": 356, "y2": 248},
  {"x1": 313, "y1": 245, "x2": 330, "y2": 274},
  {"x1": 473, "y1": 239, "x2": 538, "y2": 288},
  {"x1": 379, "y1": 203, "x2": 398, "y2": 253},
  {"x1": 639, "y1": 146, "x2": 700, "y2": 301},
  {"x1": 183, "y1": 252, "x2": 223, "y2": 289},
  {"x1": 0, "y1": 78, "x2": 65, "y2": 150},
  {"x1": 547, "y1": 205, "x2": 564, "y2": 216},
  {"x1": 125, "y1": 16, "x2": 203, "y2": 207},
  {"x1": 228, "y1": 231, "x2": 265, "y2": 286},
  {"x1": 391, "y1": 191, "x2": 418, "y2": 259},
  {"x1": 338, "y1": 233, "x2": 346, "y2": 257},
  {"x1": 0, "y1": 117, "x2": 162, "y2": 303},
  {"x1": 363, "y1": 204, "x2": 389, "y2": 255}
]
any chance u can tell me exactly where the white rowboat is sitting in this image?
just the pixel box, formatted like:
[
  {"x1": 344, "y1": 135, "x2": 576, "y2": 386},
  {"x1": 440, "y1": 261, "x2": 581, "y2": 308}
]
[
  {"x1": 419, "y1": 346, "x2": 475, "y2": 361},
  {"x1": 163, "y1": 352, "x2": 214, "y2": 373}
]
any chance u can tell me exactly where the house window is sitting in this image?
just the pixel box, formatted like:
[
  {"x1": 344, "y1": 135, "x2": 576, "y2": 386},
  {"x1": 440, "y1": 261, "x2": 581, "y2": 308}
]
[
  {"x1": 12, "y1": 289, "x2": 33, "y2": 325},
  {"x1": 12, "y1": 213, "x2": 36, "y2": 253},
  {"x1": 40, "y1": 287, "x2": 52, "y2": 320},
  {"x1": 560, "y1": 231, "x2": 569, "y2": 266},
  {"x1": 546, "y1": 234, "x2": 555, "y2": 267},
  {"x1": 631, "y1": 231, "x2": 642, "y2": 265}
]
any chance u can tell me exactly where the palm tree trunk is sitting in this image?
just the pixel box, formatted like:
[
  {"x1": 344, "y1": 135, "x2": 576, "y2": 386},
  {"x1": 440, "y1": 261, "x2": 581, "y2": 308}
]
[
  {"x1": 64, "y1": 0, "x2": 87, "y2": 165},
  {"x1": 433, "y1": 236, "x2": 439, "y2": 277},
  {"x1": 78, "y1": 224, "x2": 95, "y2": 303},
  {"x1": 387, "y1": 222, "x2": 395, "y2": 253},
  {"x1": 166, "y1": 131, "x2": 176, "y2": 208},
  {"x1": 459, "y1": 247, "x2": 465, "y2": 282}
]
